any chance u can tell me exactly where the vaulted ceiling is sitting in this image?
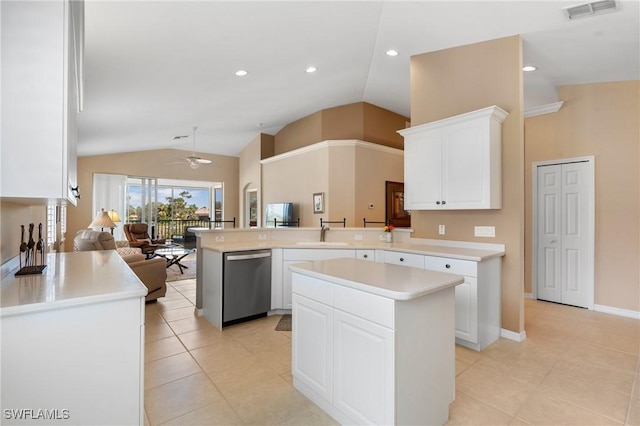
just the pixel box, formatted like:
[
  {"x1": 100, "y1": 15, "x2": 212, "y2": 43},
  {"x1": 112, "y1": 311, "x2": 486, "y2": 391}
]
[{"x1": 79, "y1": 0, "x2": 640, "y2": 158}]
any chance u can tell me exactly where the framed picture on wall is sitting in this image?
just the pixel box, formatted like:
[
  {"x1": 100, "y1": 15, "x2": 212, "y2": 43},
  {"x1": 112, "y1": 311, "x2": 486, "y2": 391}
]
[
  {"x1": 385, "y1": 181, "x2": 410, "y2": 227},
  {"x1": 313, "y1": 192, "x2": 324, "y2": 214}
]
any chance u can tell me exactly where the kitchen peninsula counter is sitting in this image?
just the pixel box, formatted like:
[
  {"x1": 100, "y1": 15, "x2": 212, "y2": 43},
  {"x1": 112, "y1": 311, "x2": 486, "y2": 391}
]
[
  {"x1": 290, "y1": 257, "x2": 463, "y2": 425},
  {"x1": 1, "y1": 251, "x2": 147, "y2": 425},
  {"x1": 200, "y1": 239, "x2": 504, "y2": 262},
  {"x1": 1, "y1": 250, "x2": 147, "y2": 316}
]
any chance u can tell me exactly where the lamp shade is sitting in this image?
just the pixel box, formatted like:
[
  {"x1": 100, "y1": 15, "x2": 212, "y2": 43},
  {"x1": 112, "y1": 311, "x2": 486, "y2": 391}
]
[
  {"x1": 107, "y1": 209, "x2": 121, "y2": 223},
  {"x1": 89, "y1": 208, "x2": 116, "y2": 230}
]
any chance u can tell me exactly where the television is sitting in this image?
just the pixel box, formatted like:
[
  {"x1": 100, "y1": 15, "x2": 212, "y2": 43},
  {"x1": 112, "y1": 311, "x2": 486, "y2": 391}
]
[{"x1": 265, "y1": 203, "x2": 294, "y2": 227}]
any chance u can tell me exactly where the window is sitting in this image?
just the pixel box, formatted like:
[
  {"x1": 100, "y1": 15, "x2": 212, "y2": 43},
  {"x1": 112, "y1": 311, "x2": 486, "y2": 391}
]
[{"x1": 46, "y1": 205, "x2": 66, "y2": 250}]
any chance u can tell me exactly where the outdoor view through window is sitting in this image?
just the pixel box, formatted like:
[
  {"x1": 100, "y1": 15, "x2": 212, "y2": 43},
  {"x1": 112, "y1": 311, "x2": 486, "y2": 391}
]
[{"x1": 127, "y1": 182, "x2": 222, "y2": 240}]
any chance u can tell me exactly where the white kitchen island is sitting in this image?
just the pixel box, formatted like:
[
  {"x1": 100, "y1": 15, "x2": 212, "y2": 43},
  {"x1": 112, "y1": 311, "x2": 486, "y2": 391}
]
[
  {"x1": 0, "y1": 251, "x2": 147, "y2": 425},
  {"x1": 290, "y1": 257, "x2": 464, "y2": 426}
]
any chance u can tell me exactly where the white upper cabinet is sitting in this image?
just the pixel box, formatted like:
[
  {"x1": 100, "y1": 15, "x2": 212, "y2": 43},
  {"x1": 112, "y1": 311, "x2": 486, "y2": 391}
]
[
  {"x1": 1, "y1": 0, "x2": 83, "y2": 205},
  {"x1": 399, "y1": 106, "x2": 508, "y2": 210}
]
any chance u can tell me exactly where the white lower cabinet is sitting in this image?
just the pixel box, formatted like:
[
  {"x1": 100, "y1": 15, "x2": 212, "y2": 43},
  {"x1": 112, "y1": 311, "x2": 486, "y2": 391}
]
[
  {"x1": 333, "y1": 310, "x2": 395, "y2": 425},
  {"x1": 292, "y1": 294, "x2": 333, "y2": 403},
  {"x1": 1, "y1": 297, "x2": 145, "y2": 425},
  {"x1": 355, "y1": 249, "x2": 376, "y2": 261},
  {"x1": 381, "y1": 250, "x2": 425, "y2": 268},
  {"x1": 380, "y1": 250, "x2": 501, "y2": 351},
  {"x1": 423, "y1": 255, "x2": 501, "y2": 351}
]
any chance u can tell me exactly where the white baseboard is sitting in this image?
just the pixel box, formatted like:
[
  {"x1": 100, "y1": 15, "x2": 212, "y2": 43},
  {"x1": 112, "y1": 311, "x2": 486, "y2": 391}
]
[
  {"x1": 524, "y1": 292, "x2": 534, "y2": 300},
  {"x1": 501, "y1": 328, "x2": 527, "y2": 342},
  {"x1": 593, "y1": 304, "x2": 640, "y2": 320}
]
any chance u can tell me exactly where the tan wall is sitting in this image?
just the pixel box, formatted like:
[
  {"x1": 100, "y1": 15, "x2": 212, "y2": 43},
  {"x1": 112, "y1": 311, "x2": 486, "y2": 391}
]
[
  {"x1": 262, "y1": 142, "x2": 403, "y2": 228},
  {"x1": 273, "y1": 102, "x2": 409, "y2": 156},
  {"x1": 328, "y1": 145, "x2": 356, "y2": 226},
  {"x1": 0, "y1": 201, "x2": 47, "y2": 264},
  {"x1": 354, "y1": 145, "x2": 405, "y2": 226},
  {"x1": 409, "y1": 36, "x2": 525, "y2": 333},
  {"x1": 363, "y1": 102, "x2": 407, "y2": 149},
  {"x1": 66, "y1": 148, "x2": 239, "y2": 251},
  {"x1": 261, "y1": 148, "x2": 329, "y2": 227},
  {"x1": 239, "y1": 135, "x2": 263, "y2": 228},
  {"x1": 524, "y1": 81, "x2": 640, "y2": 311},
  {"x1": 274, "y1": 111, "x2": 322, "y2": 155},
  {"x1": 322, "y1": 103, "x2": 364, "y2": 141}
]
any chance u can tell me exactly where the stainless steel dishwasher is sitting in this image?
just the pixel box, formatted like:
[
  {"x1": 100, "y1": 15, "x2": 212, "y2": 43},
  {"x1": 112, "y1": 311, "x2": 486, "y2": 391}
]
[{"x1": 223, "y1": 249, "x2": 272, "y2": 326}]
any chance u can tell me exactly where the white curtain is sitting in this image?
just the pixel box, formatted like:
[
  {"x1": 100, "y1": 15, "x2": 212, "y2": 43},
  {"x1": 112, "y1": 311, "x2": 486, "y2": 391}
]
[{"x1": 92, "y1": 173, "x2": 127, "y2": 241}]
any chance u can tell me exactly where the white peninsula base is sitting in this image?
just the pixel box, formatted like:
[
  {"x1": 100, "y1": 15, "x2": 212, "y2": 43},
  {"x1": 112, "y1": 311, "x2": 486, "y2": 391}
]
[{"x1": 290, "y1": 258, "x2": 464, "y2": 426}]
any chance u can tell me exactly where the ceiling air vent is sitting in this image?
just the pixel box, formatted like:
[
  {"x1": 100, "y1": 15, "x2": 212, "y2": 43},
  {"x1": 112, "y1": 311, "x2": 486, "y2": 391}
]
[{"x1": 562, "y1": 0, "x2": 619, "y2": 20}]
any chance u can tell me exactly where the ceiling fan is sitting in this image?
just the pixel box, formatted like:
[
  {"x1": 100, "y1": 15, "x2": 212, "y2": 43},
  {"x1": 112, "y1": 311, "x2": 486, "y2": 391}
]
[{"x1": 183, "y1": 126, "x2": 211, "y2": 169}]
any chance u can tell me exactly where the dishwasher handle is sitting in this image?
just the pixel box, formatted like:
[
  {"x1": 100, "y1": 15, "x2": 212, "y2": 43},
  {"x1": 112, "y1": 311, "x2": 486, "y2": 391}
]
[{"x1": 226, "y1": 252, "x2": 271, "y2": 261}]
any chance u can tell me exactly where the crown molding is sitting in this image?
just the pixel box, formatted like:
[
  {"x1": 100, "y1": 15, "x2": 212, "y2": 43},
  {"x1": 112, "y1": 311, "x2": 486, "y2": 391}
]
[
  {"x1": 260, "y1": 140, "x2": 403, "y2": 165},
  {"x1": 524, "y1": 101, "x2": 564, "y2": 118}
]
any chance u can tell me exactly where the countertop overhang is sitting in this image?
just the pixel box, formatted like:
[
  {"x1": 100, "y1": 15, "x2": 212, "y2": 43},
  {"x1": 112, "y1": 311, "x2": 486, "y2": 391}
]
[
  {"x1": 1, "y1": 251, "x2": 148, "y2": 317},
  {"x1": 290, "y1": 257, "x2": 464, "y2": 301},
  {"x1": 202, "y1": 240, "x2": 504, "y2": 262}
]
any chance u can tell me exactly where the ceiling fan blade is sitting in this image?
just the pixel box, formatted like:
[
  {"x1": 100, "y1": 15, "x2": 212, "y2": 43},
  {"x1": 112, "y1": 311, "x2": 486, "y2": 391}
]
[{"x1": 196, "y1": 158, "x2": 212, "y2": 164}]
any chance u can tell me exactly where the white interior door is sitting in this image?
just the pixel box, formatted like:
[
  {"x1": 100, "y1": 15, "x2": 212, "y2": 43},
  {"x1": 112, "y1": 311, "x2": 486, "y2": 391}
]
[{"x1": 535, "y1": 160, "x2": 593, "y2": 308}]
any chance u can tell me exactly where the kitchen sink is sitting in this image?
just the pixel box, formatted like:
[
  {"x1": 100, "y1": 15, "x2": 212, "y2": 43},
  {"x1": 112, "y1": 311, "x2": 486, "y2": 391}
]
[{"x1": 295, "y1": 241, "x2": 349, "y2": 246}]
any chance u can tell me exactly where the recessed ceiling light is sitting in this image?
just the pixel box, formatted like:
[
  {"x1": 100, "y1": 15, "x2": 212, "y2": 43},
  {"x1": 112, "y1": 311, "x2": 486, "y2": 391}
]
[
  {"x1": 386, "y1": 50, "x2": 399, "y2": 57},
  {"x1": 523, "y1": 65, "x2": 537, "y2": 72},
  {"x1": 235, "y1": 70, "x2": 248, "y2": 77},
  {"x1": 306, "y1": 66, "x2": 317, "y2": 73}
]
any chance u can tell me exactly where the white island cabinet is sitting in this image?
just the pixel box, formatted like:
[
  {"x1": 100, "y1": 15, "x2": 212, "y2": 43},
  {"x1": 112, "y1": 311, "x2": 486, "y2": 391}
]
[
  {"x1": 0, "y1": 251, "x2": 147, "y2": 426},
  {"x1": 291, "y1": 258, "x2": 464, "y2": 426}
]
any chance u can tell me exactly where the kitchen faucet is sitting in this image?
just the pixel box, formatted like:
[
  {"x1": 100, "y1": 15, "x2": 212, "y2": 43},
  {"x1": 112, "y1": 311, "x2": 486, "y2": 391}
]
[{"x1": 320, "y1": 225, "x2": 329, "y2": 242}]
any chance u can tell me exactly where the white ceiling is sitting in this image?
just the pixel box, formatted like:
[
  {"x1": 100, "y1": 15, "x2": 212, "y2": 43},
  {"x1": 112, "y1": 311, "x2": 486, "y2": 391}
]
[{"x1": 79, "y1": 0, "x2": 640, "y2": 158}]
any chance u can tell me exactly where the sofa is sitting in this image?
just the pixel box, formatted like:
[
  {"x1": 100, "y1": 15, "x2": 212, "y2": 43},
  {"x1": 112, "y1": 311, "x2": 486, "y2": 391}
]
[{"x1": 73, "y1": 230, "x2": 167, "y2": 301}]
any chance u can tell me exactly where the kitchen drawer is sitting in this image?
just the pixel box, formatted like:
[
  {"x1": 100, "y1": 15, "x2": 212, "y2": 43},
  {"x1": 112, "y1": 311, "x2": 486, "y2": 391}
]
[
  {"x1": 383, "y1": 251, "x2": 424, "y2": 268},
  {"x1": 424, "y1": 256, "x2": 477, "y2": 277},
  {"x1": 333, "y1": 285, "x2": 395, "y2": 329},
  {"x1": 355, "y1": 250, "x2": 375, "y2": 262},
  {"x1": 291, "y1": 273, "x2": 333, "y2": 306},
  {"x1": 284, "y1": 249, "x2": 355, "y2": 261}
]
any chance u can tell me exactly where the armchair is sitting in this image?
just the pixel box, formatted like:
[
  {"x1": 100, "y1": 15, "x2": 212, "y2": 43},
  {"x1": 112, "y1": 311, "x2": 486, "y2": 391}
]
[
  {"x1": 74, "y1": 230, "x2": 167, "y2": 301},
  {"x1": 123, "y1": 223, "x2": 166, "y2": 257}
]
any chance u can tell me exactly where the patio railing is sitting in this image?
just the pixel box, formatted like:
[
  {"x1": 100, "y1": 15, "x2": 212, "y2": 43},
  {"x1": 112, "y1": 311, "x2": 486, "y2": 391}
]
[{"x1": 150, "y1": 218, "x2": 236, "y2": 240}]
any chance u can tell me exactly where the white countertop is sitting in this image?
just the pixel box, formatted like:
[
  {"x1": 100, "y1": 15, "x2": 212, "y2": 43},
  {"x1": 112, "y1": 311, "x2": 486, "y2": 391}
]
[
  {"x1": 1, "y1": 251, "x2": 148, "y2": 317},
  {"x1": 290, "y1": 257, "x2": 464, "y2": 301},
  {"x1": 203, "y1": 240, "x2": 504, "y2": 261}
]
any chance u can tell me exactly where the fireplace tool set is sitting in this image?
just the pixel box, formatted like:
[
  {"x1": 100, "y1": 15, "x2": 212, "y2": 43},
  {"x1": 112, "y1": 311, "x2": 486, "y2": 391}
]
[{"x1": 16, "y1": 223, "x2": 47, "y2": 276}]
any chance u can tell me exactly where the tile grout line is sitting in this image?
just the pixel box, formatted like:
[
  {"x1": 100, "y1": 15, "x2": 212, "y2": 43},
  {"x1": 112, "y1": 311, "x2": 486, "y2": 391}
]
[{"x1": 626, "y1": 355, "x2": 640, "y2": 424}]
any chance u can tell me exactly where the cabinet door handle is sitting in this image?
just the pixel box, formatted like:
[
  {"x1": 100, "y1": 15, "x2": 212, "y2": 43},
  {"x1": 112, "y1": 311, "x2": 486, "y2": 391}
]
[
  {"x1": 399, "y1": 258, "x2": 404, "y2": 262},
  {"x1": 442, "y1": 200, "x2": 447, "y2": 205},
  {"x1": 445, "y1": 264, "x2": 451, "y2": 269},
  {"x1": 363, "y1": 254, "x2": 368, "y2": 259},
  {"x1": 436, "y1": 201, "x2": 441, "y2": 205}
]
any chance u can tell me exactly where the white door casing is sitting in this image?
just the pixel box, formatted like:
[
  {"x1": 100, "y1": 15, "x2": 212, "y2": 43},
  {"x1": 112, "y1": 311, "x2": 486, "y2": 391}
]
[{"x1": 533, "y1": 157, "x2": 594, "y2": 309}]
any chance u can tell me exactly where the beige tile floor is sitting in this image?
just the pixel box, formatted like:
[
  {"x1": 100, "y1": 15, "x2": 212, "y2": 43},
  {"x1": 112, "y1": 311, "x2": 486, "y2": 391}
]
[{"x1": 145, "y1": 280, "x2": 640, "y2": 425}]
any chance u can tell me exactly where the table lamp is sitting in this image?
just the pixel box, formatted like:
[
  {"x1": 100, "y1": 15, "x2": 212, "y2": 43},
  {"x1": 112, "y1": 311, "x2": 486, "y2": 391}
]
[{"x1": 89, "y1": 208, "x2": 116, "y2": 234}]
